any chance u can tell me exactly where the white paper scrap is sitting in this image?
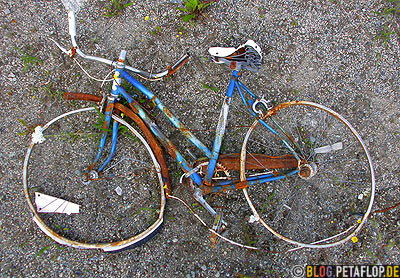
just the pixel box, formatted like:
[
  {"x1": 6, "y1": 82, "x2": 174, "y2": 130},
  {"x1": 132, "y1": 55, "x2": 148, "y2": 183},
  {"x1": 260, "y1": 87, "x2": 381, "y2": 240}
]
[{"x1": 35, "y1": 192, "x2": 80, "y2": 215}]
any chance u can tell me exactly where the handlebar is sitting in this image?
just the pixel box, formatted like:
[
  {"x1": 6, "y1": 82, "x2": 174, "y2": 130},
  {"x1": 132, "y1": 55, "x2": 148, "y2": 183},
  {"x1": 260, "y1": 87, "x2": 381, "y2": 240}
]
[{"x1": 60, "y1": 11, "x2": 189, "y2": 80}]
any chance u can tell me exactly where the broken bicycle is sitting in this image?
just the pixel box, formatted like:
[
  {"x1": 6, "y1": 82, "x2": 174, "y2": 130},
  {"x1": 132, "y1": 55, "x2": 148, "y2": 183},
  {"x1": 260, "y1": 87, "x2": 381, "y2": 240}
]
[{"x1": 23, "y1": 1, "x2": 375, "y2": 252}]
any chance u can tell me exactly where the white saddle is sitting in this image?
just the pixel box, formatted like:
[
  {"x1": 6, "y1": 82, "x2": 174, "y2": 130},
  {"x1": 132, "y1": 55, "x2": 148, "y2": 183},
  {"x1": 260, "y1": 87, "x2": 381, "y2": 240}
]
[{"x1": 208, "y1": 40, "x2": 262, "y2": 72}]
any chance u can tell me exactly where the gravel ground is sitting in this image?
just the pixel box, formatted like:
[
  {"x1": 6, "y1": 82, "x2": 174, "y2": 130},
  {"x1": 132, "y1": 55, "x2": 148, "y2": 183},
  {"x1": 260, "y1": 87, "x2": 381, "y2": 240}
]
[{"x1": 1, "y1": 0, "x2": 399, "y2": 277}]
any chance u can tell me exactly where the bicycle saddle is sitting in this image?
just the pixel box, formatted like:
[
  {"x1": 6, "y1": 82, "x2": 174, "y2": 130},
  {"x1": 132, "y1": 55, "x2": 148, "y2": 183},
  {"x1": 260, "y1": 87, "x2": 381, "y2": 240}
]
[{"x1": 209, "y1": 40, "x2": 262, "y2": 72}]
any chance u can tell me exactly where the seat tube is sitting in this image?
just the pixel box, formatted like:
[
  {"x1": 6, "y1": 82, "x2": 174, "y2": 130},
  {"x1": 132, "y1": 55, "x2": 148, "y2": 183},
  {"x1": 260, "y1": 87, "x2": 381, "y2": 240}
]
[{"x1": 205, "y1": 71, "x2": 238, "y2": 184}]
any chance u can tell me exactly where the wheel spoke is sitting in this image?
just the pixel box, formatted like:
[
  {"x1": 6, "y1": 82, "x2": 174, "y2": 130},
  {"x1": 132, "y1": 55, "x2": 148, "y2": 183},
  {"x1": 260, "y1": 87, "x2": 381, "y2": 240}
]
[{"x1": 240, "y1": 101, "x2": 375, "y2": 249}]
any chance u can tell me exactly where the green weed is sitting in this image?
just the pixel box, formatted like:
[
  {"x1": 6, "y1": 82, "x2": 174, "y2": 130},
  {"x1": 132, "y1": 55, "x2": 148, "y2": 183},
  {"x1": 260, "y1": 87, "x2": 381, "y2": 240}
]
[
  {"x1": 258, "y1": 7, "x2": 265, "y2": 18},
  {"x1": 152, "y1": 25, "x2": 162, "y2": 35},
  {"x1": 53, "y1": 223, "x2": 69, "y2": 232},
  {"x1": 375, "y1": 0, "x2": 400, "y2": 47},
  {"x1": 242, "y1": 223, "x2": 257, "y2": 246},
  {"x1": 375, "y1": 25, "x2": 396, "y2": 48},
  {"x1": 377, "y1": 0, "x2": 400, "y2": 17},
  {"x1": 104, "y1": 0, "x2": 134, "y2": 17},
  {"x1": 17, "y1": 118, "x2": 36, "y2": 136},
  {"x1": 42, "y1": 82, "x2": 63, "y2": 101},
  {"x1": 190, "y1": 202, "x2": 204, "y2": 213},
  {"x1": 202, "y1": 83, "x2": 219, "y2": 93},
  {"x1": 52, "y1": 243, "x2": 66, "y2": 262},
  {"x1": 260, "y1": 190, "x2": 276, "y2": 214},
  {"x1": 14, "y1": 46, "x2": 42, "y2": 72},
  {"x1": 36, "y1": 245, "x2": 50, "y2": 257},
  {"x1": 93, "y1": 106, "x2": 140, "y2": 142},
  {"x1": 177, "y1": 0, "x2": 214, "y2": 23}
]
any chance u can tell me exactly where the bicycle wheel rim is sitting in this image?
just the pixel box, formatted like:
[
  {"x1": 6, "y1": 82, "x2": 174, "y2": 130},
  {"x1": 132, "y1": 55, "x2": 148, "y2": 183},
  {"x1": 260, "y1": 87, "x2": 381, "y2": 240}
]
[
  {"x1": 23, "y1": 107, "x2": 166, "y2": 252},
  {"x1": 240, "y1": 101, "x2": 375, "y2": 249}
]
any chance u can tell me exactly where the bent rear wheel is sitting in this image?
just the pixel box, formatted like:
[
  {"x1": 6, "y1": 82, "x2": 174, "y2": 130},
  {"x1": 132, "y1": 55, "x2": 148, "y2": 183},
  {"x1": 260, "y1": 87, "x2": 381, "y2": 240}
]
[
  {"x1": 240, "y1": 101, "x2": 375, "y2": 249},
  {"x1": 23, "y1": 107, "x2": 166, "y2": 252}
]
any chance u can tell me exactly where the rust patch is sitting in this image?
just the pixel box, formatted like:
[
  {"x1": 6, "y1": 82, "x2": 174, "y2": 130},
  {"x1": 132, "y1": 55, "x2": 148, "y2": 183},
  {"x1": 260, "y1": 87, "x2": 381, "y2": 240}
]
[
  {"x1": 128, "y1": 103, "x2": 139, "y2": 114},
  {"x1": 64, "y1": 92, "x2": 101, "y2": 102},
  {"x1": 61, "y1": 92, "x2": 171, "y2": 195},
  {"x1": 163, "y1": 107, "x2": 173, "y2": 118},
  {"x1": 234, "y1": 181, "x2": 248, "y2": 190},
  {"x1": 69, "y1": 47, "x2": 77, "y2": 58},
  {"x1": 114, "y1": 102, "x2": 172, "y2": 195},
  {"x1": 215, "y1": 153, "x2": 297, "y2": 171},
  {"x1": 103, "y1": 103, "x2": 114, "y2": 135},
  {"x1": 166, "y1": 56, "x2": 190, "y2": 78}
]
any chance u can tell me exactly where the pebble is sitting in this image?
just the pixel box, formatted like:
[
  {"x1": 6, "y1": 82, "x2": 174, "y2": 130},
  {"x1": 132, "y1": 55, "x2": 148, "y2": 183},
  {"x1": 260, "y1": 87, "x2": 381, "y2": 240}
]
[
  {"x1": 4, "y1": 8, "x2": 10, "y2": 15},
  {"x1": 8, "y1": 72, "x2": 16, "y2": 82},
  {"x1": 115, "y1": 186, "x2": 122, "y2": 196}
]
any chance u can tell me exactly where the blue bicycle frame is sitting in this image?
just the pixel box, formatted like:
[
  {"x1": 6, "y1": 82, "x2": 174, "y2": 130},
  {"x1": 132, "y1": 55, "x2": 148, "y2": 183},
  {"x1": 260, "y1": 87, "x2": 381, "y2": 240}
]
[{"x1": 91, "y1": 68, "x2": 299, "y2": 193}]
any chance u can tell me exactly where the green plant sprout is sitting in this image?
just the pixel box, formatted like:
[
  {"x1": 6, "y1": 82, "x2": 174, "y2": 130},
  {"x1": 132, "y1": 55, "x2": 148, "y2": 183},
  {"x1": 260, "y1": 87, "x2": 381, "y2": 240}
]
[
  {"x1": 18, "y1": 118, "x2": 36, "y2": 136},
  {"x1": 14, "y1": 46, "x2": 42, "y2": 72},
  {"x1": 41, "y1": 82, "x2": 63, "y2": 101},
  {"x1": 375, "y1": 25, "x2": 396, "y2": 48},
  {"x1": 242, "y1": 223, "x2": 257, "y2": 247},
  {"x1": 93, "y1": 107, "x2": 138, "y2": 142},
  {"x1": 375, "y1": 0, "x2": 400, "y2": 48},
  {"x1": 104, "y1": 0, "x2": 134, "y2": 17},
  {"x1": 152, "y1": 25, "x2": 162, "y2": 35},
  {"x1": 177, "y1": 0, "x2": 214, "y2": 23},
  {"x1": 202, "y1": 83, "x2": 219, "y2": 93},
  {"x1": 377, "y1": 0, "x2": 400, "y2": 17}
]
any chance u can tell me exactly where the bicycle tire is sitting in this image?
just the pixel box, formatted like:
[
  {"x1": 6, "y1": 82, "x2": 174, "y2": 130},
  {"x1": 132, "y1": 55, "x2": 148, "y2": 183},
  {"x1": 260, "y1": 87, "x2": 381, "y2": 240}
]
[
  {"x1": 23, "y1": 107, "x2": 166, "y2": 252},
  {"x1": 240, "y1": 101, "x2": 375, "y2": 249}
]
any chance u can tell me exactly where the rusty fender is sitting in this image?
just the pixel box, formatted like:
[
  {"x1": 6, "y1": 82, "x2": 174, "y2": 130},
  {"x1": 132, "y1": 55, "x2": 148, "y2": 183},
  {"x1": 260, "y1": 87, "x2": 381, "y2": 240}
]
[{"x1": 63, "y1": 92, "x2": 171, "y2": 195}]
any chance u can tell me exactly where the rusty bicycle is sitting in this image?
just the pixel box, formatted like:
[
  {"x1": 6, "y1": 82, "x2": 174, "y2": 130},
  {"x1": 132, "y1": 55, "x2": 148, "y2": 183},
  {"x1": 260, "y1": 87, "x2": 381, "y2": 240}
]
[{"x1": 23, "y1": 0, "x2": 375, "y2": 252}]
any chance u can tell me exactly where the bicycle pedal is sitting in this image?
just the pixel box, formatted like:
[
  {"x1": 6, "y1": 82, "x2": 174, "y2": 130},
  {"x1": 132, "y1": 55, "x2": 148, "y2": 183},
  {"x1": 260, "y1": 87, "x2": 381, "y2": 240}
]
[{"x1": 209, "y1": 214, "x2": 226, "y2": 248}]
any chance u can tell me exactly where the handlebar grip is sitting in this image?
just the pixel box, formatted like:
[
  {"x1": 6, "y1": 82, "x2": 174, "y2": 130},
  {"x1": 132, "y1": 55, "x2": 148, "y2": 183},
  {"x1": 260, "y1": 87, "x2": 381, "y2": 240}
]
[{"x1": 68, "y1": 11, "x2": 77, "y2": 37}]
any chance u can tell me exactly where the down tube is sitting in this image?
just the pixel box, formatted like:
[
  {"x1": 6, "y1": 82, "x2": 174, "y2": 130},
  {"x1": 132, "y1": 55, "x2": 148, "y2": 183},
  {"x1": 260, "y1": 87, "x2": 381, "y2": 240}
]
[
  {"x1": 120, "y1": 70, "x2": 212, "y2": 159},
  {"x1": 114, "y1": 84, "x2": 203, "y2": 186}
]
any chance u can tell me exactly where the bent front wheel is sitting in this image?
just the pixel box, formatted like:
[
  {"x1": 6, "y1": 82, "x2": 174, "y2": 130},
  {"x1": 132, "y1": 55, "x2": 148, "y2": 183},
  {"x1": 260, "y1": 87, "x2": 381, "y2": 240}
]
[
  {"x1": 240, "y1": 101, "x2": 375, "y2": 249},
  {"x1": 23, "y1": 107, "x2": 166, "y2": 252}
]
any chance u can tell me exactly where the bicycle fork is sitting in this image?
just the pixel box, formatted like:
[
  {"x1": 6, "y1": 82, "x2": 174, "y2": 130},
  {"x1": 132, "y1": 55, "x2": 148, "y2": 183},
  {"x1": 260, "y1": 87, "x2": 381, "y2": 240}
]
[{"x1": 83, "y1": 53, "x2": 127, "y2": 182}]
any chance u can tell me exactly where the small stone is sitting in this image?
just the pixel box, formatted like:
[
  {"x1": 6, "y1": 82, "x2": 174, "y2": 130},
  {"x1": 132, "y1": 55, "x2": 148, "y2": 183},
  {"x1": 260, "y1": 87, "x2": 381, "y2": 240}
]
[
  {"x1": 201, "y1": 265, "x2": 206, "y2": 271},
  {"x1": 4, "y1": 8, "x2": 10, "y2": 15},
  {"x1": 172, "y1": 238, "x2": 178, "y2": 243},
  {"x1": 115, "y1": 186, "x2": 122, "y2": 196},
  {"x1": 8, "y1": 72, "x2": 16, "y2": 82},
  {"x1": 358, "y1": 193, "x2": 364, "y2": 200}
]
